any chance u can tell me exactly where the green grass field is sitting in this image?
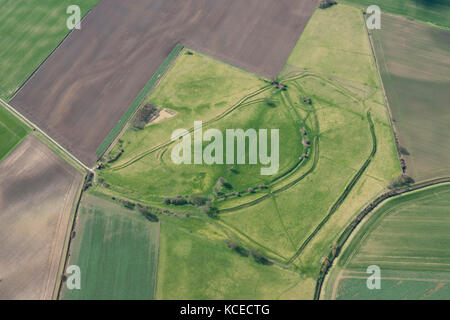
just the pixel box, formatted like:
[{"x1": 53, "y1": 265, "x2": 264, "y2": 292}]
[
  {"x1": 283, "y1": 4, "x2": 379, "y2": 87},
  {"x1": 343, "y1": 0, "x2": 450, "y2": 28},
  {"x1": 156, "y1": 215, "x2": 315, "y2": 299},
  {"x1": 0, "y1": 0, "x2": 99, "y2": 100},
  {"x1": 63, "y1": 193, "x2": 159, "y2": 300},
  {"x1": 99, "y1": 50, "x2": 283, "y2": 202},
  {"x1": 280, "y1": 4, "x2": 400, "y2": 279},
  {"x1": 325, "y1": 184, "x2": 450, "y2": 299},
  {"x1": 0, "y1": 105, "x2": 28, "y2": 161},
  {"x1": 370, "y1": 13, "x2": 450, "y2": 181}
]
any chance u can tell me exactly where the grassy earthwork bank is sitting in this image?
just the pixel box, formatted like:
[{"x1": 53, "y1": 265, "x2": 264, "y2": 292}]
[{"x1": 0, "y1": 0, "x2": 99, "y2": 100}]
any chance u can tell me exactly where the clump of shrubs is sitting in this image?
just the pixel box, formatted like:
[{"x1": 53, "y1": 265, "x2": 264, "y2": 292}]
[
  {"x1": 119, "y1": 199, "x2": 135, "y2": 210},
  {"x1": 133, "y1": 104, "x2": 160, "y2": 129},
  {"x1": 164, "y1": 195, "x2": 188, "y2": 205},
  {"x1": 224, "y1": 241, "x2": 272, "y2": 265},
  {"x1": 250, "y1": 249, "x2": 273, "y2": 266},
  {"x1": 214, "y1": 177, "x2": 232, "y2": 195},
  {"x1": 107, "y1": 148, "x2": 123, "y2": 163},
  {"x1": 302, "y1": 137, "x2": 311, "y2": 148},
  {"x1": 136, "y1": 203, "x2": 159, "y2": 222},
  {"x1": 302, "y1": 97, "x2": 312, "y2": 105},
  {"x1": 225, "y1": 240, "x2": 249, "y2": 257},
  {"x1": 400, "y1": 158, "x2": 407, "y2": 173},
  {"x1": 271, "y1": 80, "x2": 287, "y2": 90},
  {"x1": 388, "y1": 174, "x2": 415, "y2": 190},
  {"x1": 264, "y1": 97, "x2": 276, "y2": 108},
  {"x1": 97, "y1": 177, "x2": 110, "y2": 188},
  {"x1": 301, "y1": 127, "x2": 307, "y2": 136},
  {"x1": 190, "y1": 194, "x2": 210, "y2": 206},
  {"x1": 197, "y1": 200, "x2": 218, "y2": 219},
  {"x1": 82, "y1": 172, "x2": 94, "y2": 191},
  {"x1": 320, "y1": 257, "x2": 331, "y2": 273},
  {"x1": 228, "y1": 165, "x2": 239, "y2": 174},
  {"x1": 319, "y1": 0, "x2": 337, "y2": 9}
]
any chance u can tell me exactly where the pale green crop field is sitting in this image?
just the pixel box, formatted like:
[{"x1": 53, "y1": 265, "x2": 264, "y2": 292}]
[
  {"x1": 343, "y1": 0, "x2": 450, "y2": 28},
  {"x1": 0, "y1": 0, "x2": 98, "y2": 100},
  {"x1": 326, "y1": 184, "x2": 450, "y2": 300},
  {"x1": 63, "y1": 193, "x2": 159, "y2": 300}
]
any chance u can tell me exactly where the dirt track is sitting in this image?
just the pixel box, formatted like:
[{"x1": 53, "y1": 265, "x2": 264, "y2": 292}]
[
  {"x1": 10, "y1": 0, "x2": 317, "y2": 166},
  {"x1": 0, "y1": 136, "x2": 82, "y2": 299}
]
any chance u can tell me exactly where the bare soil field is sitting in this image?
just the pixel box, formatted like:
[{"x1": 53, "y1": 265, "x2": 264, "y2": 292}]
[
  {"x1": 370, "y1": 14, "x2": 450, "y2": 181},
  {"x1": 0, "y1": 136, "x2": 83, "y2": 299},
  {"x1": 10, "y1": 0, "x2": 317, "y2": 166}
]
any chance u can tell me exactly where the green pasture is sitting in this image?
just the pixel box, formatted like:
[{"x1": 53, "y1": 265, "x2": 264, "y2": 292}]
[
  {"x1": 156, "y1": 215, "x2": 314, "y2": 299},
  {"x1": 0, "y1": 105, "x2": 28, "y2": 161}
]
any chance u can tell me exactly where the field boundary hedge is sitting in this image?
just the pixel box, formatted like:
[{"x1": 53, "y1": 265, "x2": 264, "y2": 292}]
[{"x1": 95, "y1": 44, "x2": 184, "y2": 157}]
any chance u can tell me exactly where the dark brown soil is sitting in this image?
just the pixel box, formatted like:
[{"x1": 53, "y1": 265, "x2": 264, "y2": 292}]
[{"x1": 10, "y1": 0, "x2": 317, "y2": 166}]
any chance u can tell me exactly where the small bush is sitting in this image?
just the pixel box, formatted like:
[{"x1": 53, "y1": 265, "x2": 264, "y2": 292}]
[
  {"x1": 190, "y1": 194, "x2": 209, "y2": 206},
  {"x1": 264, "y1": 98, "x2": 276, "y2": 108},
  {"x1": 399, "y1": 146, "x2": 410, "y2": 156},
  {"x1": 225, "y1": 240, "x2": 249, "y2": 257},
  {"x1": 119, "y1": 199, "x2": 135, "y2": 210},
  {"x1": 133, "y1": 104, "x2": 159, "y2": 129},
  {"x1": 136, "y1": 204, "x2": 159, "y2": 222},
  {"x1": 250, "y1": 249, "x2": 273, "y2": 265},
  {"x1": 319, "y1": 0, "x2": 337, "y2": 9}
]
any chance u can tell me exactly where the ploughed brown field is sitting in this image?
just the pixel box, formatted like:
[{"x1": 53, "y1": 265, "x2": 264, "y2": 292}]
[
  {"x1": 10, "y1": 0, "x2": 317, "y2": 166},
  {"x1": 0, "y1": 136, "x2": 83, "y2": 299}
]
